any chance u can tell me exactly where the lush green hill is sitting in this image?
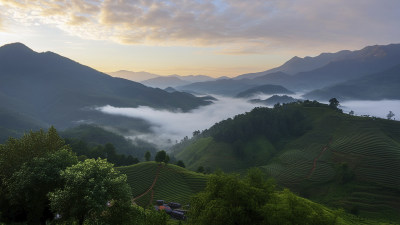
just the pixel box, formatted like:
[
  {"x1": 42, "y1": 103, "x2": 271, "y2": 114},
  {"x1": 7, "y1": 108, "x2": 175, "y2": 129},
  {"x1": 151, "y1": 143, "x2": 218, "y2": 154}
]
[
  {"x1": 117, "y1": 162, "x2": 207, "y2": 207},
  {"x1": 304, "y1": 63, "x2": 400, "y2": 101},
  {"x1": 174, "y1": 102, "x2": 400, "y2": 221},
  {"x1": 236, "y1": 84, "x2": 293, "y2": 98}
]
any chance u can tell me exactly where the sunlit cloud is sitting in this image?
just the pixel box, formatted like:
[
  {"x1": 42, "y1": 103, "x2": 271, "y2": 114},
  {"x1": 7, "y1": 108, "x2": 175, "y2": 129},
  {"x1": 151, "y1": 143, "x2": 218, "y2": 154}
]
[{"x1": 1, "y1": 0, "x2": 400, "y2": 53}]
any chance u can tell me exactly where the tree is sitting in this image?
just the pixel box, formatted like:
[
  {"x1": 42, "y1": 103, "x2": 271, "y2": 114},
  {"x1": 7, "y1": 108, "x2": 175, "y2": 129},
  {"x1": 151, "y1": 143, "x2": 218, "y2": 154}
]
[
  {"x1": 176, "y1": 160, "x2": 185, "y2": 168},
  {"x1": 48, "y1": 158, "x2": 132, "y2": 225},
  {"x1": 6, "y1": 150, "x2": 78, "y2": 224},
  {"x1": 155, "y1": 150, "x2": 167, "y2": 163},
  {"x1": 349, "y1": 110, "x2": 354, "y2": 116},
  {"x1": 189, "y1": 169, "x2": 338, "y2": 225},
  {"x1": 164, "y1": 155, "x2": 170, "y2": 164},
  {"x1": 0, "y1": 127, "x2": 69, "y2": 223},
  {"x1": 193, "y1": 130, "x2": 200, "y2": 137},
  {"x1": 387, "y1": 111, "x2": 395, "y2": 120},
  {"x1": 197, "y1": 166, "x2": 205, "y2": 174},
  {"x1": 329, "y1": 98, "x2": 340, "y2": 109},
  {"x1": 145, "y1": 151, "x2": 151, "y2": 161}
]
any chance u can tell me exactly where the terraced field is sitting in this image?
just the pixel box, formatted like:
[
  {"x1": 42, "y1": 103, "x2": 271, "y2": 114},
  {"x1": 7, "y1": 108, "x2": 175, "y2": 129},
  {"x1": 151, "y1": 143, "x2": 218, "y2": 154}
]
[
  {"x1": 175, "y1": 104, "x2": 400, "y2": 220},
  {"x1": 262, "y1": 115, "x2": 400, "y2": 220},
  {"x1": 118, "y1": 162, "x2": 207, "y2": 207}
]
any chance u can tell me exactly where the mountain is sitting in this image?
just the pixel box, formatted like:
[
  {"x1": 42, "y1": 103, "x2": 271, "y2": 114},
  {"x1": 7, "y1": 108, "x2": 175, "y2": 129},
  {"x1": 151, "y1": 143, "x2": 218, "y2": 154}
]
[
  {"x1": 181, "y1": 44, "x2": 400, "y2": 95},
  {"x1": 173, "y1": 102, "x2": 400, "y2": 220},
  {"x1": 140, "y1": 75, "x2": 216, "y2": 89},
  {"x1": 164, "y1": 87, "x2": 177, "y2": 93},
  {"x1": 236, "y1": 84, "x2": 293, "y2": 98},
  {"x1": 304, "y1": 64, "x2": 400, "y2": 101},
  {"x1": 141, "y1": 76, "x2": 191, "y2": 88},
  {"x1": 109, "y1": 70, "x2": 216, "y2": 88},
  {"x1": 0, "y1": 43, "x2": 212, "y2": 132},
  {"x1": 234, "y1": 50, "x2": 353, "y2": 80},
  {"x1": 254, "y1": 44, "x2": 400, "y2": 91},
  {"x1": 177, "y1": 78, "x2": 256, "y2": 96},
  {"x1": 108, "y1": 70, "x2": 160, "y2": 82},
  {"x1": 250, "y1": 95, "x2": 298, "y2": 105},
  {"x1": 169, "y1": 74, "x2": 215, "y2": 83}
]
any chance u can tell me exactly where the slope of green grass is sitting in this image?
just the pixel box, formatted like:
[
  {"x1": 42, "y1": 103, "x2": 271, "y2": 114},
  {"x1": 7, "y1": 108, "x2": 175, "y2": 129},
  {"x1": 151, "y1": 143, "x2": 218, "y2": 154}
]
[
  {"x1": 174, "y1": 102, "x2": 400, "y2": 221},
  {"x1": 118, "y1": 162, "x2": 207, "y2": 207}
]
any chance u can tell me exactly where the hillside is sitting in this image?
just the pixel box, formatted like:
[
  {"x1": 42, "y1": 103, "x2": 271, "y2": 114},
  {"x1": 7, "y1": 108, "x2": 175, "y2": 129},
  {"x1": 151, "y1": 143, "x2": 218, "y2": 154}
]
[
  {"x1": 304, "y1": 64, "x2": 400, "y2": 101},
  {"x1": 236, "y1": 84, "x2": 294, "y2": 98},
  {"x1": 117, "y1": 162, "x2": 207, "y2": 207},
  {"x1": 108, "y1": 70, "x2": 160, "y2": 82},
  {"x1": 234, "y1": 49, "x2": 353, "y2": 79},
  {"x1": 174, "y1": 102, "x2": 400, "y2": 221},
  {"x1": 61, "y1": 124, "x2": 157, "y2": 158},
  {"x1": 0, "y1": 43, "x2": 211, "y2": 132}
]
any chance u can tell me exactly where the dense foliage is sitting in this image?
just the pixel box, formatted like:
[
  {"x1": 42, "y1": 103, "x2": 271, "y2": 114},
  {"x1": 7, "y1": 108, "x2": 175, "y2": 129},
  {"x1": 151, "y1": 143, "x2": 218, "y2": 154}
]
[
  {"x1": 61, "y1": 124, "x2": 157, "y2": 158},
  {"x1": 189, "y1": 169, "x2": 341, "y2": 225},
  {"x1": 48, "y1": 158, "x2": 133, "y2": 225},
  {"x1": 0, "y1": 127, "x2": 75, "y2": 223},
  {"x1": 66, "y1": 139, "x2": 139, "y2": 166},
  {"x1": 0, "y1": 128, "x2": 168, "y2": 224},
  {"x1": 204, "y1": 104, "x2": 309, "y2": 144}
]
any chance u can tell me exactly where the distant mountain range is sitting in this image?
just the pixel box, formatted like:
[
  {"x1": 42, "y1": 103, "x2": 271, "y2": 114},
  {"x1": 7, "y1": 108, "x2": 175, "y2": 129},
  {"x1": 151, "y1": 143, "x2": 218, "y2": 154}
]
[
  {"x1": 0, "y1": 43, "x2": 212, "y2": 137},
  {"x1": 109, "y1": 70, "x2": 216, "y2": 88},
  {"x1": 108, "y1": 70, "x2": 160, "y2": 82},
  {"x1": 304, "y1": 63, "x2": 400, "y2": 101},
  {"x1": 177, "y1": 43, "x2": 400, "y2": 97}
]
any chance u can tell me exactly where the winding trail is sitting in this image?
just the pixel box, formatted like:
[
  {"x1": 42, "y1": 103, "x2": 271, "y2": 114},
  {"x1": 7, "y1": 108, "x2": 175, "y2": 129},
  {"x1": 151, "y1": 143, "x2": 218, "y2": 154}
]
[
  {"x1": 307, "y1": 138, "x2": 332, "y2": 179},
  {"x1": 132, "y1": 164, "x2": 162, "y2": 204}
]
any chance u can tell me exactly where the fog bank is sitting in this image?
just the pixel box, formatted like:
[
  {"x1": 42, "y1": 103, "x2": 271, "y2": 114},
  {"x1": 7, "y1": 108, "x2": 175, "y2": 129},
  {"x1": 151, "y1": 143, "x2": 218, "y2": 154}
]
[
  {"x1": 97, "y1": 96, "x2": 265, "y2": 147},
  {"x1": 340, "y1": 100, "x2": 400, "y2": 119}
]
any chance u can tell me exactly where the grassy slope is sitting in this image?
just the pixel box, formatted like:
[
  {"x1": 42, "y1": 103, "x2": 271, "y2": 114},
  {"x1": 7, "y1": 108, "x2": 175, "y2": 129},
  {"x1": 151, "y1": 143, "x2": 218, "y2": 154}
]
[
  {"x1": 174, "y1": 105, "x2": 400, "y2": 222},
  {"x1": 117, "y1": 162, "x2": 207, "y2": 207}
]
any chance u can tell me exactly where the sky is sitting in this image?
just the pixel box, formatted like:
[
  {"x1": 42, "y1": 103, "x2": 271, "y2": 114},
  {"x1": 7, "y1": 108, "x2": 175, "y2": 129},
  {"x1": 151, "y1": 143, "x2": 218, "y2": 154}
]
[{"x1": 1, "y1": 0, "x2": 400, "y2": 77}]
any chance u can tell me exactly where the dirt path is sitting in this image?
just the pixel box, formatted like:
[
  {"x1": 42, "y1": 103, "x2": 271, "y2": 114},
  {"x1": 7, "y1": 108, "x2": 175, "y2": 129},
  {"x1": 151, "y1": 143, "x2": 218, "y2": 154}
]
[
  {"x1": 132, "y1": 164, "x2": 162, "y2": 203},
  {"x1": 307, "y1": 139, "x2": 332, "y2": 179}
]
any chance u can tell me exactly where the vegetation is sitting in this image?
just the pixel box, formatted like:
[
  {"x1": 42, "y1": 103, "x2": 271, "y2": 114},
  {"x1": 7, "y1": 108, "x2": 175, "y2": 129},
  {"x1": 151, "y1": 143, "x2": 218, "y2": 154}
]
[
  {"x1": 0, "y1": 127, "x2": 75, "y2": 223},
  {"x1": 66, "y1": 139, "x2": 139, "y2": 166},
  {"x1": 118, "y1": 162, "x2": 207, "y2": 207},
  {"x1": 0, "y1": 128, "x2": 169, "y2": 224},
  {"x1": 175, "y1": 101, "x2": 400, "y2": 221},
  {"x1": 190, "y1": 169, "x2": 345, "y2": 225},
  {"x1": 61, "y1": 124, "x2": 157, "y2": 158},
  {"x1": 155, "y1": 150, "x2": 170, "y2": 163},
  {"x1": 48, "y1": 158, "x2": 132, "y2": 225}
]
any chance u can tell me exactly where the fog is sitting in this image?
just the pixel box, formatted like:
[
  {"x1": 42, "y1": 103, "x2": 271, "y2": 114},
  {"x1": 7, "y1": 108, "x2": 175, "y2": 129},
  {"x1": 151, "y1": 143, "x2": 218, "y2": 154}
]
[
  {"x1": 96, "y1": 95, "x2": 400, "y2": 148},
  {"x1": 96, "y1": 96, "x2": 265, "y2": 147},
  {"x1": 340, "y1": 100, "x2": 400, "y2": 119}
]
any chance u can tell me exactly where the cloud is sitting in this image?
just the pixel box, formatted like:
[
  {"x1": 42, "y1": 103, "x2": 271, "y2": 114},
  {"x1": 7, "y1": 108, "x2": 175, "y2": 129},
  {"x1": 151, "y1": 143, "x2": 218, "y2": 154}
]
[
  {"x1": 96, "y1": 96, "x2": 265, "y2": 146},
  {"x1": 2, "y1": 0, "x2": 400, "y2": 53}
]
